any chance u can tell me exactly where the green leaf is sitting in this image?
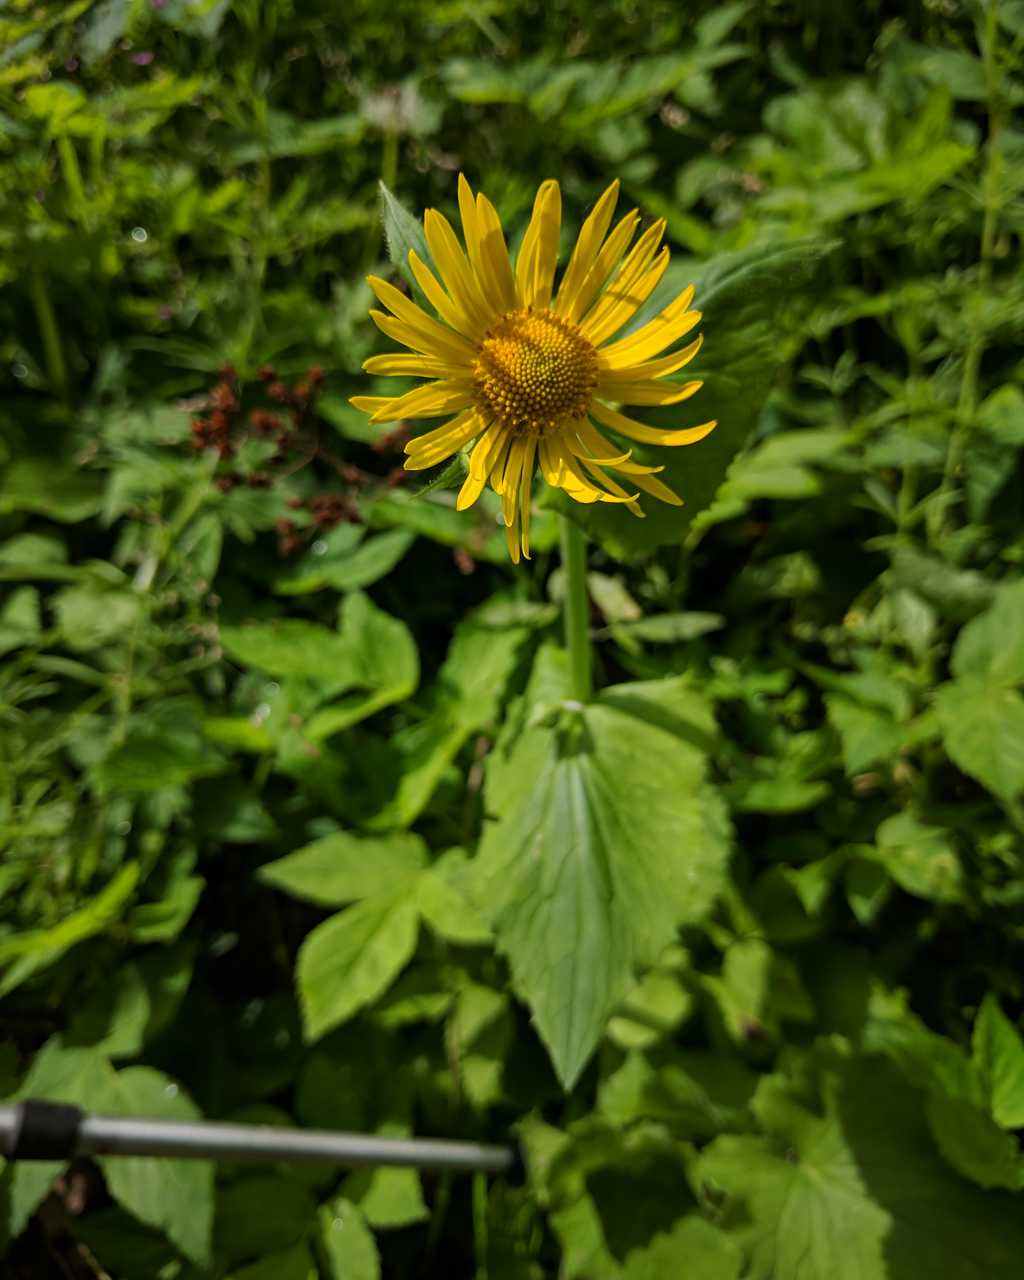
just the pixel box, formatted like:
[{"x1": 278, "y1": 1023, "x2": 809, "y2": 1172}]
[
  {"x1": 2, "y1": 1042, "x2": 119, "y2": 1246},
  {"x1": 925, "y1": 1093, "x2": 1023, "y2": 1191},
  {"x1": 275, "y1": 529, "x2": 414, "y2": 596},
  {"x1": 260, "y1": 830, "x2": 428, "y2": 906},
  {"x1": 701, "y1": 1054, "x2": 1024, "y2": 1279},
  {"x1": 219, "y1": 619, "x2": 359, "y2": 692},
  {"x1": 215, "y1": 1176, "x2": 316, "y2": 1270},
  {"x1": 415, "y1": 849, "x2": 492, "y2": 945},
  {"x1": 935, "y1": 677, "x2": 1024, "y2": 802},
  {"x1": 317, "y1": 1198, "x2": 380, "y2": 1280},
  {"x1": 873, "y1": 812, "x2": 963, "y2": 903},
  {"x1": 343, "y1": 1163, "x2": 429, "y2": 1229},
  {"x1": 366, "y1": 609, "x2": 530, "y2": 831},
  {"x1": 0, "y1": 864, "x2": 140, "y2": 998},
  {"x1": 474, "y1": 654, "x2": 729, "y2": 1087},
  {"x1": 574, "y1": 238, "x2": 835, "y2": 556},
  {"x1": 298, "y1": 894, "x2": 420, "y2": 1041},
  {"x1": 623, "y1": 1216, "x2": 742, "y2": 1280},
  {"x1": 304, "y1": 592, "x2": 419, "y2": 738},
  {"x1": 93, "y1": 698, "x2": 225, "y2": 793},
  {"x1": 378, "y1": 181, "x2": 434, "y2": 292},
  {"x1": 972, "y1": 994, "x2": 1024, "y2": 1129},
  {"x1": 0, "y1": 586, "x2": 41, "y2": 656},
  {"x1": 227, "y1": 1244, "x2": 317, "y2": 1280},
  {"x1": 0, "y1": 459, "x2": 103, "y2": 522},
  {"x1": 99, "y1": 1067, "x2": 213, "y2": 1266},
  {"x1": 951, "y1": 582, "x2": 1024, "y2": 686}
]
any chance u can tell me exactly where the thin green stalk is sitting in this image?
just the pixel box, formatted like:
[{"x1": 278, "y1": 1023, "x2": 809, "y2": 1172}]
[
  {"x1": 29, "y1": 270, "x2": 69, "y2": 406},
  {"x1": 930, "y1": 2, "x2": 1002, "y2": 544},
  {"x1": 560, "y1": 513, "x2": 593, "y2": 703}
]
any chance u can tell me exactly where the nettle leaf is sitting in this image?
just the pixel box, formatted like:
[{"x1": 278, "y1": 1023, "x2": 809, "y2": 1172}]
[
  {"x1": 474, "y1": 651, "x2": 730, "y2": 1088},
  {"x1": 574, "y1": 238, "x2": 836, "y2": 557},
  {"x1": 701, "y1": 1053, "x2": 1024, "y2": 1279}
]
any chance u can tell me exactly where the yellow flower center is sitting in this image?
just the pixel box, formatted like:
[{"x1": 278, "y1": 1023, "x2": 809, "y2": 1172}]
[{"x1": 473, "y1": 308, "x2": 597, "y2": 436}]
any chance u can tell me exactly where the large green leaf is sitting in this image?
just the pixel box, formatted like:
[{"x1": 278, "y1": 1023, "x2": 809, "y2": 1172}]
[
  {"x1": 701, "y1": 1053, "x2": 1024, "y2": 1279},
  {"x1": 474, "y1": 651, "x2": 730, "y2": 1087},
  {"x1": 573, "y1": 238, "x2": 835, "y2": 556}
]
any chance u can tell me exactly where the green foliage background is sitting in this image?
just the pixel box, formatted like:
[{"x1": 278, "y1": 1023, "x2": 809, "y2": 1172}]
[{"x1": 2, "y1": 0, "x2": 1024, "y2": 1276}]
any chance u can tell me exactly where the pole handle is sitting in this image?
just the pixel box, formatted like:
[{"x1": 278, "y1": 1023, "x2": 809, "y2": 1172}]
[{"x1": 1, "y1": 1100, "x2": 84, "y2": 1161}]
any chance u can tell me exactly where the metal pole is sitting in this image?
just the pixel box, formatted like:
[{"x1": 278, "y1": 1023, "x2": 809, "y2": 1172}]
[{"x1": 0, "y1": 1103, "x2": 517, "y2": 1175}]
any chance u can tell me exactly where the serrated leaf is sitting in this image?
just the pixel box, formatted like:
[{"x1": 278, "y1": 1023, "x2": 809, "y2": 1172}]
[
  {"x1": 474, "y1": 653, "x2": 729, "y2": 1087},
  {"x1": 573, "y1": 238, "x2": 836, "y2": 556},
  {"x1": 378, "y1": 182, "x2": 433, "y2": 292},
  {"x1": 702, "y1": 1055, "x2": 1024, "y2": 1279}
]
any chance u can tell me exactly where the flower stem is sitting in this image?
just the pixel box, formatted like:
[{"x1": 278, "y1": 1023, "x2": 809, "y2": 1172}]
[
  {"x1": 930, "y1": 2, "x2": 1002, "y2": 546},
  {"x1": 29, "y1": 270, "x2": 69, "y2": 407},
  {"x1": 560, "y1": 513, "x2": 593, "y2": 703}
]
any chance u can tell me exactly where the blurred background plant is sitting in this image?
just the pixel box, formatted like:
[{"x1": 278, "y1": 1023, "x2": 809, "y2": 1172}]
[{"x1": 2, "y1": 0, "x2": 1024, "y2": 1277}]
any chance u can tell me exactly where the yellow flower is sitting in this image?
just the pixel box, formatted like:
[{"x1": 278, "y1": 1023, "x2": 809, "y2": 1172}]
[{"x1": 352, "y1": 176, "x2": 716, "y2": 563}]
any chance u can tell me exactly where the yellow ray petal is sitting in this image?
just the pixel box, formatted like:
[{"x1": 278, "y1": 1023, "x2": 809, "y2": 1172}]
[
  {"x1": 622, "y1": 468, "x2": 683, "y2": 505},
  {"x1": 598, "y1": 287, "x2": 699, "y2": 366},
  {"x1": 599, "y1": 378, "x2": 702, "y2": 408},
  {"x1": 487, "y1": 431, "x2": 514, "y2": 496},
  {"x1": 408, "y1": 250, "x2": 479, "y2": 340},
  {"x1": 350, "y1": 395, "x2": 392, "y2": 416},
  {"x1": 590, "y1": 398, "x2": 718, "y2": 447},
  {"x1": 475, "y1": 192, "x2": 517, "y2": 311},
  {"x1": 557, "y1": 440, "x2": 637, "y2": 504},
  {"x1": 562, "y1": 210, "x2": 640, "y2": 324},
  {"x1": 500, "y1": 437, "x2": 526, "y2": 527},
  {"x1": 519, "y1": 435, "x2": 536, "y2": 559},
  {"x1": 457, "y1": 426, "x2": 506, "y2": 510},
  {"x1": 363, "y1": 353, "x2": 461, "y2": 378},
  {"x1": 579, "y1": 462, "x2": 644, "y2": 516},
  {"x1": 578, "y1": 220, "x2": 666, "y2": 343},
  {"x1": 369, "y1": 380, "x2": 475, "y2": 424},
  {"x1": 515, "y1": 179, "x2": 561, "y2": 310},
  {"x1": 565, "y1": 420, "x2": 632, "y2": 467},
  {"x1": 403, "y1": 408, "x2": 487, "y2": 469},
  {"x1": 457, "y1": 174, "x2": 491, "y2": 294},
  {"x1": 369, "y1": 307, "x2": 477, "y2": 367},
  {"x1": 553, "y1": 180, "x2": 620, "y2": 317},
  {"x1": 582, "y1": 248, "x2": 671, "y2": 349},
  {"x1": 423, "y1": 209, "x2": 496, "y2": 337},
  {"x1": 597, "y1": 334, "x2": 702, "y2": 383},
  {"x1": 505, "y1": 521, "x2": 522, "y2": 565}
]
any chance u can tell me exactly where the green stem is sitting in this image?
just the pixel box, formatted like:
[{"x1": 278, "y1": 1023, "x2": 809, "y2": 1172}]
[
  {"x1": 930, "y1": 2, "x2": 1002, "y2": 545},
  {"x1": 560, "y1": 513, "x2": 593, "y2": 702},
  {"x1": 29, "y1": 270, "x2": 69, "y2": 406}
]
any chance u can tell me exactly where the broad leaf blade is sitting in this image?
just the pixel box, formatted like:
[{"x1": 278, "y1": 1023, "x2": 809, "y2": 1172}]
[
  {"x1": 474, "y1": 654, "x2": 730, "y2": 1087},
  {"x1": 574, "y1": 238, "x2": 836, "y2": 556}
]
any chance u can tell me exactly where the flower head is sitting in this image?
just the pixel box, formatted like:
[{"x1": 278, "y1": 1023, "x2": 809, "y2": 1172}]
[{"x1": 352, "y1": 177, "x2": 715, "y2": 562}]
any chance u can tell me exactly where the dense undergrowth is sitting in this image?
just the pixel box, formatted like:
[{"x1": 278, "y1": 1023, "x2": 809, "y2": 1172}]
[{"x1": 2, "y1": 1, "x2": 1024, "y2": 1277}]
